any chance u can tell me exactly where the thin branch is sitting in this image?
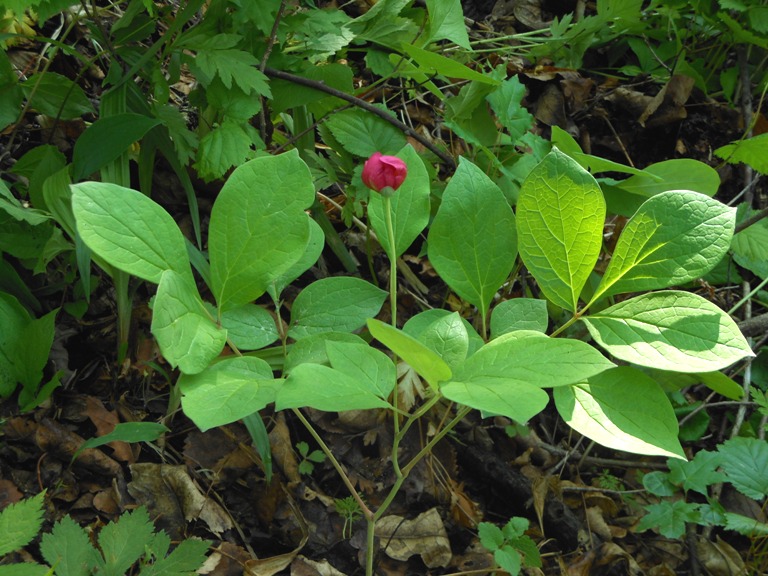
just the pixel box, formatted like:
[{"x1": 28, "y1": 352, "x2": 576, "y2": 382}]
[
  {"x1": 263, "y1": 67, "x2": 456, "y2": 168},
  {"x1": 734, "y1": 204, "x2": 768, "y2": 235}
]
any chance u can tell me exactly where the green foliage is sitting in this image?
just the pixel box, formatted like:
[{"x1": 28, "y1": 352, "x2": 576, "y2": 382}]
[
  {"x1": 478, "y1": 517, "x2": 542, "y2": 575},
  {"x1": 296, "y1": 441, "x2": 326, "y2": 476},
  {"x1": 0, "y1": 495, "x2": 209, "y2": 575}
]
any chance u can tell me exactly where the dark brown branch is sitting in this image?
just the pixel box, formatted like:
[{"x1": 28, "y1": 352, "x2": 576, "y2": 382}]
[
  {"x1": 737, "y1": 312, "x2": 768, "y2": 338},
  {"x1": 734, "y1": 204, "x2": 768, "y2": 235},
  {"x1": 263, "y1": 66, "x2": 456, "y2": 169}
]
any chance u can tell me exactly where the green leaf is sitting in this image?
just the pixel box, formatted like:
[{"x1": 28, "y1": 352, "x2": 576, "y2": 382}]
[
  {"x1": 591, "y1": 191, "x2": 735, "y2": 303},
  {"x1": 724, "y1": 513, "x2": 768, "y2": 537},
  {"x1": 21, "y1": 72, "x2": 95, "y2": 120},
  {"x1": 98, "y1": 507, "x2": 154, "y2": 576},
  {"x1": 72, "y1": 114, "x2": 161, "y2": 181},
  {"x1": 40, "y1": 516, "x2": 100, "y2": 576},
  {"x1": 490, "y1": 298, "x2": 548, "y2": 339},
  {"x1": 324, "y1": 108, "x2": 407, "y2": 157},
  {"x1": 368, "y1": 318, "x2": 452, "y2": 388},
  {"x1": 441, "y1": 378, "x2": 549, "y2": 423},
  {"x1": 194, "y1": 49, "x2": 271, "y2": 95},
  {"x1": 0, "y1": 562, "x2": 51, "y2": 576},
  {"x1": 427, "y1": 157, "x2": 517, "y2": 321},
  {"x1": 287, "y1": 277, "x2": 387, "y2": 340},
  {"x1": 719, "y1": 437, "x2": 768, "y2": 499},
  {"x1": 667, "y1": 451, "x2": 725, "y2": 495},
  {"x1": 284, "y1": 332, "x2": 366, "y2": 373},
  {"x1": 194, "y1": 119, "x2": 258, "y2": 181},
  {"x1": 403, "y1": 309, "x2": 484, "y2": 358},
  {"x1": 425, "y1": 0, "x2": 470, "y2": 48},
  {"x1": 715, "y1": 133, "x2": 768, "y2": 174},
  {"x1": 616, "y1": 159, "x2": 720, "y2": 198},
  {"x1": 0, "y1": 292, "x2": 31, "y2": 396},
  {"x1": 276, "y1": 362, "x2": 391, "y2": 411},
  {"x1": 642, "y1": 471, "x2": 676, "y2": 497},
  {"x1": 368, "y1": 145, "x2": 430, "y2": 260},
  {"x1": 477, "y1": 522, "x2": 504, "y2": 551},
  {"x1": 179, "y1": 356, "x2": 280, "y2": 431},
  {"x1": 554, "y1": 366, "x2": 684, "y2": 459},
  {"x1": 15, "y1": 308, "x2": 56, "y2": 390},
  {"x1": 0, "y1": 492, "x2": 45, "y2": 556},
  {"x1": 487, "y1": 76, "x2": 534, "y2": 141},
  {"x1": 209, "y1": 150, "x2": 314, "y2": 312},
  {"x1": 418, "y1": 312, "x2": 469, "y2": 371},
  {"x1": 151, "y1": 270, "x2": 227, "y2": 374},
  {"x1": 72, "y1": 182, "x2": 192, "y2": 283},
  {"x1": 400, "y1": 44, "x2": 495, "y2": 84},
  {"x1": 267, "y1": 217, "x2": 324, "y2": 301},
  {"x1": 144, "y1": 537, "x2": 210, "y2": 575},
  {"x1": 517, "y1": 148, "x2": 605, "y2": 312},
  {"x1": 582, "y1": 290, "x2": 754, "y2": 372},
  {"x1": 220, "y1": 304, "x2": 279, "y2": 351},
  {"x1": 325, "y1": 341, "x2": 395, "y2": 400},
  {"x1": 637, "y1": 500, "x2": 700, "y2": 538},
  {"x1": 731, "y1": 204, "x2": 768, "y2": 277},
  {"x1": 77, "y1": 422, "x2": 169, "y2": 455}
]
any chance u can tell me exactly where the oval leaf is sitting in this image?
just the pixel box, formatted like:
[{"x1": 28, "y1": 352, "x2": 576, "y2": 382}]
[
  {"x1": 72, "y1": 182, "x2": 191, "y2": 283},
  {"x1": 553, "y1": 366, "x2": 685, "y2": 459},
  {"x1": 209, "y1": 150, "x2": 315, "y2": 312},
  {"x1": 591, "y1": 191, "x2": 735, "y2": 302},
  {"x1": 441, "y1": 379, "x2": 549, "y2": 423},
  {"x1": 581, "y1": 290, "x2": 754, "y2": 372},
  {"x1": 516, "y1": 148, "x2": 605, "y2": 312},
  {"x1": 428, "y1": 157, "x2": 517, "y2": 319}
]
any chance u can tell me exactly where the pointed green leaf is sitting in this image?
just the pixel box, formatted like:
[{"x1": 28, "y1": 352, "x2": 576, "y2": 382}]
[
  {"x1": 454, "y1": 331, "x2": 615, "y2": 388},
  {"x1": 151, "y1": 270, "x2": 227, "y2": 375},
  {"x1": 0, "y1": 492, "x2": 45, "y2": 556},
  {"x1": 40, "y1": 516, "x2": 100, "y2": 576},
  {"x1": 220, "y1": 304, "x2": 279, "y2": 351},
  {"x1": 194, "y1": 119, "x2": 256, "y2": 181},
  {"x1": 326, "y1": 341, "x2": 395, "y2": 400},
  {"x1": 490, "y1": 298, "x2": 548, "y2": 339},
  {"x1": 428, "y1": 157, "x2": 517, "y2": 318},
  {"x1": 418, "y1": 312, "x2": 469, "y2": 370},
  {"x1": 284, "y1": 332, "x2": 366, "y2": 373},
  {"x1": 368, "y1": 145, "x2": 430, "y2": 260},
  {"x1": 400, "y1": 44, "x2": 492, "y2": 83},
  {"x1": 517, "y1": 148, "x2": 605, "y2": 312},
  {"x1": 719, "y1": 437, "x2": 768, "y2": 499},
  {"x1": 403, "y1": 309, "x2": 484, "y2": 358},
  {"x1": 425, "y1": 0, "x2": 470, "y2": 48},
  {"x1": 288, "y1": 277, "x2": 387, "y2": 340},
  {"x1": 553, "y1": 367, "x2": 685, "y2": 459},
  {"x1": 179, "y1": 356, "x2": 279, "y2": 431},
  {"x1": 98, "y1": 507, "x2": 154, "y2": 575},
  {"x1": 77, "y1": 423, "x2": 169, "y2": 456},
  {"x1": 209, "y1": 151, "x2": 315, "y2": 312},
  {"x1": 715, "y1": 133, "x2": 768, "y2": 174},
  {"x1": 582, "y1": 290, "x2": 754, "y2": 372},
  {"x1": 591, "y1": 191, "x2": 735, "y2": 302},
  {"x1": 441, "y1": 378, "x2": 549, "y2": 423},
  {"x1": 72, "y1": 182, "x2": 192, "y2": 283},
  {"x1": 276, "y1": 363, "x2": 391, "y2": 411},
  {"x1": 368, "y1": 318, "x2": 452, "y2": 388},
  {"x1": 21, "y1": 72, "x2": 95, "y2": 120}
]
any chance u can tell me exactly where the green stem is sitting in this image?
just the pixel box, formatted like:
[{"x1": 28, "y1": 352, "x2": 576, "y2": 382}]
[{"x1": 383, "y1": 196, "x2": 397, "y2": 327}]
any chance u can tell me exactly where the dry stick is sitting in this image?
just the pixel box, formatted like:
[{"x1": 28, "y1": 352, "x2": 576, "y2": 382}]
[{"x1": 263, "y1": 67, "x2": 456, "y2": 169}]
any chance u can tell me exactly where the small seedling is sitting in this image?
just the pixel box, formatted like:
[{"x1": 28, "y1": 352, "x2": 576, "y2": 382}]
[
  {"x1": 478, "y1": 517, "x2": 542, "y2": 575},
  {"x1": 335, "y1": 495, "x2": 364, "y2": 539},
  {"x1": 296, "y1": 441, "x2": 326, "y2": 476}
]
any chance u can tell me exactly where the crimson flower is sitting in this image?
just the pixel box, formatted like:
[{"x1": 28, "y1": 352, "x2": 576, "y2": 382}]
[{"x1": 361, "y1": 152, "x2": 407, "y2": 196}]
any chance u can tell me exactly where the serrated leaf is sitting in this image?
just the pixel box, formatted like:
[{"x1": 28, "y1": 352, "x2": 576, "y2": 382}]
[
  {"x1": 490, "y1": 298, "x2": 549, "y2": 339},
  {"x1": 477, "y1": 522, "x2": 504, "y2": 550},
  {"x1": 642, "y1": 471, "x2": 676, "y2": 497},
  {"x1": 0, "y1": 492, "x2": 45, "y2": 556},
  {"x1": 21, "y1": 72, "x2": 95, "y2": 120},
  {"x1": 72, "y1": 182, "x2": 192, "y2": 284},
  {"x1": 428, "y1": 157, "x2": 517, "y2": 322},
  {"x1": 194, "y1": 119, "x2": 256, "y2": 182},
  {"x1": 72, "y1": 114, "x2": 161, "y2": 181},
  {"x1": 287, "y1": 277, "x2": 387, "y2": 340},
  {"x1": 554, "y1": 367, "x2": 684, "y2": 459},
  {"x1": 368, "y1": 145, "x2": 430, "y2": 260},
  {"x1": 591, "y1": 191, "x2": 735, "y2": 302},
  {"x1": 715, "y1": 133, "x2": 768, "y2": 174},
  {"x1": 667, "y1": 450, "x2": 725, "y2": 495},
  {"x1": 40, "y1": 516, "x2": 100, "y2": 576},
  {"x1": 220, "y1": 303, "x2": 279, "y2": 351},
  {"x1": 719, "y1": 437, "x2": 768, "y2": 499},
  {"x1": 276, "y1": 363, "x2": 391, "y2": 411},
  {"x1": 637, "y1": 500, "x2": 700, "y2": 538},
  {"x1": 209, "y1": 150, "x2": 314, "y2": 312},
  {"x1": 194, "y1": 49, "x2": 270, "y2": 94},
  {"x1": 325, "y1": 108, "x2": 406, "y2": 157},
  {"x1": 368, "y1": 319, "x2": 452, "y2": 388},
  {"x1": 487, "y1": 76, "x2": 534, "y2": 141},
  {"x1": 517, "y1": 148, "x2": 605, "y2": 312},
  {"x1": 0, "y1": 562, "x2": 51, "y2": 575},
  {"x1": 582, "y1": 290, "x2": 754, "y2": 372},
  {"x1": 179, "y1": 356, "x2": 279, "y2": 431},
  {"x1": 98, "y1": 507, "x2": 154, "y2": 576},
  {"x1": 142, "y1": 538, "x2": 211, "y2": 575},
  {"x1": 151, "y1": 270, "x2": 227, "y2": 374}
]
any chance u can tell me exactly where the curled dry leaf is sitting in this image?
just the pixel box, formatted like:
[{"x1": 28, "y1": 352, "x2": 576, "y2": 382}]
[{"x1": 376, "y1": 508, "x2": 452, "y2": 568}]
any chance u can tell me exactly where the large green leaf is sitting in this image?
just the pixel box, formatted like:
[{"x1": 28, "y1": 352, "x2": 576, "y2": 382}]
[
  {"x1": 209, "y1": 151, "x2": 315, "y2": 312},
  {"x1": 715, "y1": 133, "x2": 768, "y2": 174},
  {"x1": 424, "y1": 0, "x2": 470, "y2": 48},
  {"x1": 554, "y1": 366, "x2": 685, "y2": 459},
  {"x1": 72, "y1": 182, "x2": 192, "y2": 283},
  {"x1": 368, "y1": 145, "x2": 430, "y2": 260},
  {"x1": 582, "y1": 290, "x2": 754, "y2": 372},
  {"x1": 590, "y1": 191, "x2": 735, "y2": 303},
  {"x1": 718, "y1": 437, "x2": 768, "y2": 499},
  {"x1": 324, "y1": 108, "x2": 406, "y2": 157},
  {"x1": 441, "y1": 378, "x2": 549, "y2": 423},
  {"x1": 418, "y1": 312, "x2": 469, "y2": 371},
  {"x1": 490, "y1": 298, "x2": 549, "y2": 339},
  {"x1": 179, "y1": 356, "x2": 280, "y2": 431},
  {"x1": 72, "y1": 114, "x2": 161, "y2": 181},
  {"x1": 402, "y1": 309, "x2": 484, "y2": 358},
  {"x1": 21, "y1": 72, "x2": 95, "y2": 120},
  {"x1": 220, "y1": 303, "x2": 279, "y2": 351},
  {"x1": 151, "y1": 270, "x2": 227, "y2": 375},
  {"x1": 516, "y1": 148, "x2": 605, "y2": 312},
  {"x1": 287, "y1": 277, "x2": 387, "y2": 340},
  {"x1": 368, "y1": 319, "x2": 452, "y2": 389},
  {"x1": 427, "y1": 157, "x2": 517, "y2": 321},
  {"x1": 267, "y1": 217, "x2": 324, "y2": 301}
]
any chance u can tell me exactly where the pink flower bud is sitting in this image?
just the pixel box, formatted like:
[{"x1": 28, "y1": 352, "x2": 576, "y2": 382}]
[{"x1": 362, "y1": 152, "x2": 407, "y2": 195}]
